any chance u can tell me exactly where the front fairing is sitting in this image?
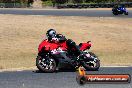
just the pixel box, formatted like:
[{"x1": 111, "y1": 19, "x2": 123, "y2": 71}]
[
  {"x1": 38, "y1": 39, "x2": 59, "y2": 53},
  {"x1": 118, "y1": 7, "x2": 127, "y2": 12}
]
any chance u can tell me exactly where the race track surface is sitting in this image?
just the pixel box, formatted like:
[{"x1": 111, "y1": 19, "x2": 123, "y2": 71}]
[
  {"x1": 0, "y1": 9, "x2": 132, "y2": 17},
  {"x1": 0, "y1": 67, "x2": 132, "y2": 88}
]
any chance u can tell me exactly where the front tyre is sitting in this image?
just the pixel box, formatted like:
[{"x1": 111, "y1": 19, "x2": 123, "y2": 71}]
[
  {"x1": 36, "y1": 56, "x2": 56, "y2": 73},
  {"x1": 82, "y1": 52, "x2": 100, "y2": 71},
  {"x1": 124, "y1": 12, "x2": 128, "y2": 15}
]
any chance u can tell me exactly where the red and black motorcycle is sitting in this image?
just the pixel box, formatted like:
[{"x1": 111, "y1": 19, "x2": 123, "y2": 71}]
[{"x1": 36, "y1": 35, "x2": 100, "y2": 72}]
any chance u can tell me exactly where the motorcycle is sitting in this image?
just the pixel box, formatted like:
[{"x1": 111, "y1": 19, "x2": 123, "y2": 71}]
[
  {"x1": 36, "y1": 35, "x2": 100, "y2": 72},
  {"x1": 112, "y1": 6, "x2": 128, "y2": 15}
]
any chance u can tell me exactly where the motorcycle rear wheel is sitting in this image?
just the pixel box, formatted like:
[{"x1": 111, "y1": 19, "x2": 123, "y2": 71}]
[
  {"x1": 113, "y1": 11, "x2": 118, "y2": 15},
  {"x1": 36, "y1": 56, "x2": 56, "y2": 73}
]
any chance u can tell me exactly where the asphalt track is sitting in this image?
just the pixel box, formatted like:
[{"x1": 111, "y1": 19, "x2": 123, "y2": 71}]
[
  {"x1": 0, "y1": 9, "x2": 132, "y2": 17},
  {"x1": 0, "y1": 67, "x2": 132, "y2": 88}
]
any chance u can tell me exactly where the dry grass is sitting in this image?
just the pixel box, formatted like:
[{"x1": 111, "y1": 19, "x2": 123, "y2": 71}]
[{"x1": 0, "y1": 14, "x2": 132, "y2": 70}]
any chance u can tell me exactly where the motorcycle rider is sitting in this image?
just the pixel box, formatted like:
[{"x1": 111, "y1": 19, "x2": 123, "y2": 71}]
[
  {"x1": 46, "y1": 29, "x2": 84, "y2": 60},
  {"x1": 114, "y1": 5, "x2": 118, "y2": 10},
  {"x1": 46, "y1": 29, "x2": 66, "y2": 43}
]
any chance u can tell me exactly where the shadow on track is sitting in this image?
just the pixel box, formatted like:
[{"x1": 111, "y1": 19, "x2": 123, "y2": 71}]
[{"x1": 33, "y1": 68, "x2": 77, "y2": 73}]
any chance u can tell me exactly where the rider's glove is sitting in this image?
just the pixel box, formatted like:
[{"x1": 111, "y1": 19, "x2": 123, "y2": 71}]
[{"x1": 51, "y1": 38, "x2": 59, "y2": 43}]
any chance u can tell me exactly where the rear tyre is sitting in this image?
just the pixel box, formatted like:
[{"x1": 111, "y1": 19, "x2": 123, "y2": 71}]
[
  {"x1": 36, "y1": 56, "x2": 56, "y2": 73},
  {"x1": 82, "y1": 52, "x2": 100, "y2": 71},
  {"x1": 113, "y1": 11, "x2": 118, "y2": 15}
]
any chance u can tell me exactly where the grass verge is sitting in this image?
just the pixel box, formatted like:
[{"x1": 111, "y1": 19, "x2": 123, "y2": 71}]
[{"x1": 0, "y1": 14, "x2": 132, "y2": 70}]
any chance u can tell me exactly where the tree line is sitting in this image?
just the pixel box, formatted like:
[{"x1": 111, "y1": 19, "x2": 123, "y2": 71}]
[
  {"x1": 43, "y1": 0, "x2": 132, "y2": 4},
  {"x1": 0, "y1": 0, "x2": 34, "y2": 7},
  {"x1": 0, "y1": 0, "x2": 132, "y2": 5},
  {"x1": 0, "y1": 0, "x2": 33, "y2": 4}
]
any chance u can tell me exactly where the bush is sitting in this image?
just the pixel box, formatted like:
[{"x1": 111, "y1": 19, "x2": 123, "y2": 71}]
[
  {"x1": 42, "y1": 0, "x2": 53, "y2": 6},
  {"x1": 55, "y1": 0, "x2": 67, "y2": 4}
]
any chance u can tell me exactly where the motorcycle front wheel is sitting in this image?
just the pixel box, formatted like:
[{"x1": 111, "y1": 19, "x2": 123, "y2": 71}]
[
  {"x1": 82, "y1": 52, "x2": 100, "y2": 71},
  {"x1": 124, "y1": 12, "x2": 128, "y2": 15},
  {"x1": 36, "y1": 56, "x2": 56, "y2": 73}
]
